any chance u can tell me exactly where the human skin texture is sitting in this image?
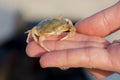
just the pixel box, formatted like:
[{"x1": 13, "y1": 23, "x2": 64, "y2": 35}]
[{"x1": 26, "y1": 1, "x2": 120, "y2": 79}]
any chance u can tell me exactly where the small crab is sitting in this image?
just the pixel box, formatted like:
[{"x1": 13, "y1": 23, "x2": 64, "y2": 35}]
[{"x1": 25, "y1": 16, "x2": 76, "y2": 52}]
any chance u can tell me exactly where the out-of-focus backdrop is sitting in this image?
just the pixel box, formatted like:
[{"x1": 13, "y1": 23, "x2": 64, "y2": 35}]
[{"x1": 0, "y1": 0, "x2": 119, "y2": 80}]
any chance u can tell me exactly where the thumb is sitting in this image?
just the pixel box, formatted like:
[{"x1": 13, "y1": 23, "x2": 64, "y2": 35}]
[{"x1": 75, "y1": 1, "x2": 120, "y2": 37}]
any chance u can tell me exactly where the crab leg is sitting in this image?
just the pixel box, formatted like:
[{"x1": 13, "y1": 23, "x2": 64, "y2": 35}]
[
  {"x1": 38, "y1": 36, "x2": 50, "y2": 52},
  {"x1": 31, "y1": 27, "x2": 39, "y2": 42},
  {"x1": 61, "y1": 18, "x2": 76, "y2": 40},
  {"x1": 25, "y1": 26, "x2": 39, "y2": 43},
  {"x1": 25, "y1": 30, "x2": 31, "y2": 43},
  {"x1": 61, "y1": 26, "x2": 76, "y2": 40}
]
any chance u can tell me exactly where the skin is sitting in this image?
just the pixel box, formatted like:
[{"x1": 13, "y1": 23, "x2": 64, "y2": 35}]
[{"x1": 26, "y1": 1, "x2": 120, "y2": 79}]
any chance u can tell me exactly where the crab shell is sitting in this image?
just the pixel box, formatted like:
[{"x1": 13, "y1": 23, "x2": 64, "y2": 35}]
[{"x1": 26, "y1": 17, "x2": 76, "y2": 51}]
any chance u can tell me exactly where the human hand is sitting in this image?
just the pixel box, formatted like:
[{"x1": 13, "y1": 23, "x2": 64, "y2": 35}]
[
  {"x1": 26, "y1": 1, "x2": 120, "y2": 79},
  {"x1": 74, "y1": 1, "x2": 120, "y2": 78},
  {"x1": 26, "y1": 33, "x2": 109, "y2": 78}
]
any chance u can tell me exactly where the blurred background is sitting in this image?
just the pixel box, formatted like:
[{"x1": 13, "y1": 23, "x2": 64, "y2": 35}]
[{"x1": 0, "y1": 0, "x2": 119, "y2": 80}]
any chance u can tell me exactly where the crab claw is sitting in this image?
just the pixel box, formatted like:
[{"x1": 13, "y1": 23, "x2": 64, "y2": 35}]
[
  {"x1": 60, "y1": 19, "x2": 76, "y2": 40},
  {"x1": 25, "y1": 26, "x2": 39, "y2": 43}
]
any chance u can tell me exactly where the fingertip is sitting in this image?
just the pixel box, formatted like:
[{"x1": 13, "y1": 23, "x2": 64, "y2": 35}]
[
  {"x1": 39, "y1": 51, "x2": 68, "y2": 68},
  {"x1": 39, "y1": 54, "x2": 50, "y2": 68},
  {"x1": 39, "y1": 52, "x2": 55, "y2": 68},
  {"x1": 26, "y1": 41, "x2": 45, "y2": 57}
]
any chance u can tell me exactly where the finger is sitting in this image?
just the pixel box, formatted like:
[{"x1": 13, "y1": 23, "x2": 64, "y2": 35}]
[
  {"x1": 26, "y1": 41, "x2": 42, "y2": 57},
  {"x1": 26, "y1": 33, "x2": 108, "y2": 57},
  {"x1": 26, "y1": 40, "x2": 107, "y2": 57},
  {"x1": 75, "y1": 2, "x2": 120, "y2": 37},
  {"x1": 64, "y1": 33, "x2": 108, "y2": 43},
  {"x1": 40, "y1": 48, "x2": 114, "y2": 72},
  {"x1": 28, "y1": 33, "x2": 108, "y2": 43}
]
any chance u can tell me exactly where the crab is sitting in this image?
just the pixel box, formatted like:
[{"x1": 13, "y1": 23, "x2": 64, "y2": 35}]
[{"x1": 25, "y1": 16, "x2": 76, "y2": 52}]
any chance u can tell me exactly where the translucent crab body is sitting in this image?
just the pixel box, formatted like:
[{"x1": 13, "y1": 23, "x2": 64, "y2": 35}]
[{"x1": 26, "y1": 17, "x2": 76, "y2": 51}]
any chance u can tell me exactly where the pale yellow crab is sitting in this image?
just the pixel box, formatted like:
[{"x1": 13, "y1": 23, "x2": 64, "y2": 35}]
[{"x1": 25, "y1": 16, "x2": 76, "y2": 52}]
